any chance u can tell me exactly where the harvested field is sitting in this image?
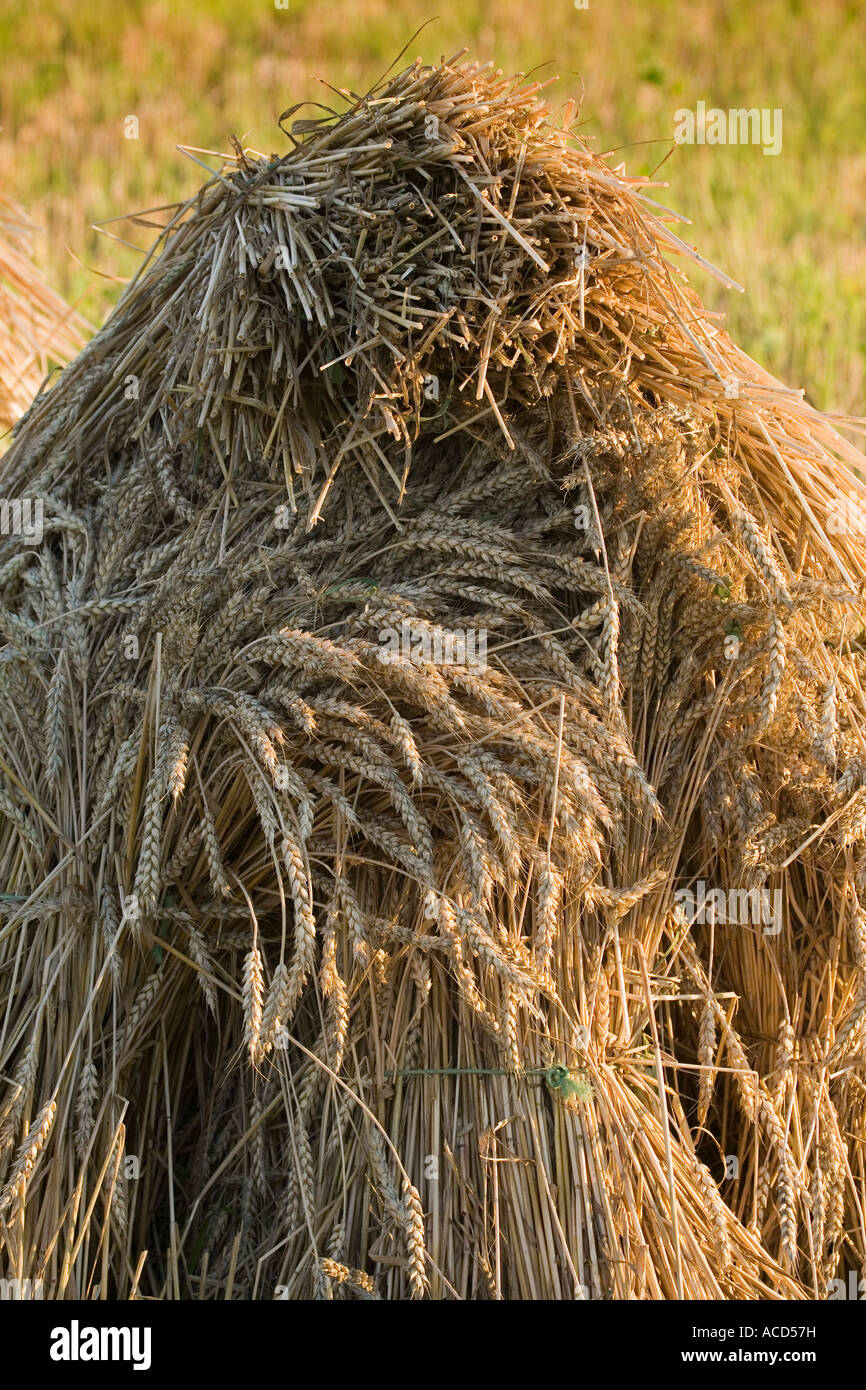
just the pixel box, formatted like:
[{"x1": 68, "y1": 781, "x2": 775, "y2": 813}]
[{"x1": 1, "y1": 56, "x2": 866, "y2": 1301}]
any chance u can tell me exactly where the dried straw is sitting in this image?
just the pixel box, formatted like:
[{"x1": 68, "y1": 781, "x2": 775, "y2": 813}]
[{"x1": 0, "y1": 191, "x2": 86, "y2": 431}]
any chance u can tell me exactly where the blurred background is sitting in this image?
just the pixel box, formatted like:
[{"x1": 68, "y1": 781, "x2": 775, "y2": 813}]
[{"x1": 0, "y1": 0, "x2": 862, "y2": 415}]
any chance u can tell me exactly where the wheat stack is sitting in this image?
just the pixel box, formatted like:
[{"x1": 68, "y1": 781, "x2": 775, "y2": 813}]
[
  {"x1": 0, "y1": 191, "x2": 85, "y2": 431},
  {"x1": 1, "y1": 55, "x2": 865, "y2": 1300}
]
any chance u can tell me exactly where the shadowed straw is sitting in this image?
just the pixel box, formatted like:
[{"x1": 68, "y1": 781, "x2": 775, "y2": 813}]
[{"x1": 1, "y1": 54, "x2": 865, "y2": 1300}]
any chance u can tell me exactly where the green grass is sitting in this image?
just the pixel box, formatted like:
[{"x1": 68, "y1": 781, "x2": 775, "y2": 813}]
[{"x1": 0, "y1": 0, "x2": 863, "y2": 416}]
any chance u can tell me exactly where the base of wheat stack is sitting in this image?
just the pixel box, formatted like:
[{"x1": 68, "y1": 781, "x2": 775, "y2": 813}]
[{"x1": 1, "y1": 55, "x2": 866, "y2": 1300}]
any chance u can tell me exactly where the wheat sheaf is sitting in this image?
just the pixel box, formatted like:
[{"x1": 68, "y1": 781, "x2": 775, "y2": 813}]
[{"x1": 1, "y1": 55, "x2": 865, "y2": 1300}]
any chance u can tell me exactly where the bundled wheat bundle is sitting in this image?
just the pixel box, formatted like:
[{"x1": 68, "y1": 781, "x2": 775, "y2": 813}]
[
  {"x1": 0, "y1": 191, "x2": 84, "y2": 431},
  {"x1": 2, "y1": 56, "x2": 866, "y2": 1301}
]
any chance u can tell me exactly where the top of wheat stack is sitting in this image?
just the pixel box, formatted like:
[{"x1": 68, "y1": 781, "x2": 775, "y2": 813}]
[
  {"x1": 7, "y1": 53, "x2": 866, "y2": 579},
  {"x1": 0, "y1": 192, "x2": 86, "y2": 431}
]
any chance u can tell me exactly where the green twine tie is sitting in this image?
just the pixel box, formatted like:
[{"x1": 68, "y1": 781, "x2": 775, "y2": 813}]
[
  {"x1": 543, "y1": 1065, "x2": 593, "y2": 1102},
  {"x1": 384, "y1": 1064, "x2": 593, "y2": 1102}
]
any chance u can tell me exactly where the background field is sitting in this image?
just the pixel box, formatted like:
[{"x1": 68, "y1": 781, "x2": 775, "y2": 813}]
[{"x1": 0, "y1": 0, "x2": 863, "y2": 417}]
